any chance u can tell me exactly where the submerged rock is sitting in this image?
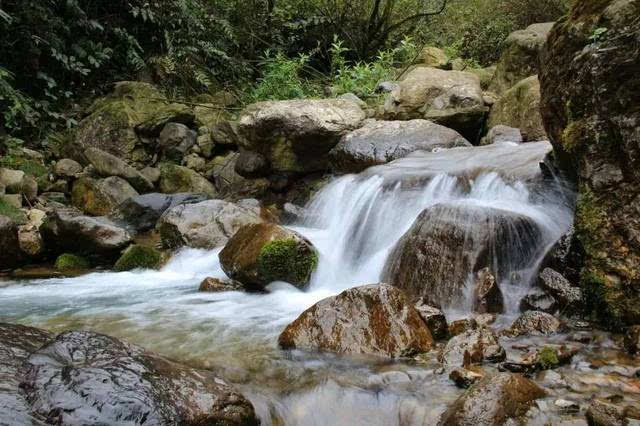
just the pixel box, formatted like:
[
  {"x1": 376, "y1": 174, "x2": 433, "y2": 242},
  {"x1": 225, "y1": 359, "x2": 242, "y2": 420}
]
[
  {"x1": 329, "y1": 119, "x2": 470, "y2": 173},
  {"x1": 219, "y1": 223, "x2": 318, "y2": 289},
  {"x1": 383, "y1": 202, "x2": 544, "y2": 308},
  {"x1": 278, "y1": 283, "x2": 434, "y2": 358},
  {"x1": 439, "y1": 327, "x2": 505, "y2": 366},
  {"x1": 504, "y1": 310, "x2": 565, "y2": 337},
  {"x1": 237, "y1": 98, "x2": 365, "y2": 174},
  {"x1": 17, "y1": 329, "x2": 258, "y2": 425},
  {"x1": 199, "y1": 277, "x2": 243, "y2": 292},
  {"x1": 438, "y1": 373, "x2": 546, "y2": 425},
  {"x1": 540, "y1": 0, "x2": 640, "y2": 327},
  {"x1": 157, "y1": 199, "x2": 263, "y2": 249}
]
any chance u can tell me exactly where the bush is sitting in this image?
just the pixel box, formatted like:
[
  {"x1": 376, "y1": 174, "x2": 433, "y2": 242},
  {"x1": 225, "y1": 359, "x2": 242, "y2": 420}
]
[{"x1": 247, "y1": 52, "x2": 321, "y2": 102}]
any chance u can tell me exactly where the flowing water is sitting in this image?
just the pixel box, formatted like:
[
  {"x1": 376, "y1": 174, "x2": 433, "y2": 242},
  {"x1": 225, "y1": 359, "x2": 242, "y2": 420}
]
[{"x1": 1, "y1": 142, "x2": 638, "y2": 425}]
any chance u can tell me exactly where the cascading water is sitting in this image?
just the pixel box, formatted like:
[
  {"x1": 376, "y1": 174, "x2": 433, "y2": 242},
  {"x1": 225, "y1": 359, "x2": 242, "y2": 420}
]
[{"x1": 0, "y1": 141, "x2": 577, "y2": 425}]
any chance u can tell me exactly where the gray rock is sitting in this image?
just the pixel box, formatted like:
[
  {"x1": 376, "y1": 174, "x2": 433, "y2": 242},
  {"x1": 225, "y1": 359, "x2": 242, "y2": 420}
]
[
  {"x1": 159, "y1": 122, "x2": 197, "y2": 161},
  {"x1": 71, "y1": 176, "x2": 139, "y2": 216},
  {"x1": 140, "y1": 166, "x2": 161, "y2": 184},
  {"x1": 278, "y1": 283, "x2": 435, "y2": 358},
  {"x1": 538, "y1": 268, "x2": 583, "y2": 314},
  {"x1": 84, "y1": 147, "x2": 154, "y2": 192},
  {"x1": 54, "y1": 158, "x2": 83, "y2": 178},
  {"x1": 376, "y1": 81, "x2": 399, "y2": 93},
  {"x1": 504, "y1": 311, "x2": 565, "y2": 337},
  {"x1": 0, "y1": 168, "x2": 24, "y2": 190},
  {"x1": 484, "y1": 125, "x2": 523, "y2": 145},
  {"x1": 157, "y1": 199, "x2": 263, "y2": 249},
  {"x1": 586, "y1": 399, "x2": 626, "y2": 426},
  {"x1": 329, "y1": 119, "x2": 470, "y2": 173},
  {"x1": 235, "y1": 150, "x2": 269, "y2": 177},
  {"x1": 519, "y1": 290, "x2": 559, "y2": 314},
  {"x1": 158, "y1": 163, "x2": 217, "y2": 198}
]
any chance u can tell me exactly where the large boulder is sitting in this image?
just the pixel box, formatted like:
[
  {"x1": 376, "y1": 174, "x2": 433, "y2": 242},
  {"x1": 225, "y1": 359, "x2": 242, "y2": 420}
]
[
  {"x1": 41, "y1": 208, "x2": 133, "y2": 258},
  {"x1": 219, "y1": 223, "x2": 318, "y2": 290},
  {"x1": 382, "y1": 202, "x2": 544, "y2": 307},
  {"x1": 237, "y1": 98, "x2": 366, "y2": 175},
  {"x1": 488, "y1": 75, "x2": 546, "y2": 141},
  {"x1": 438, "y1": 373, "x2": 546, "y2": 425},
  {"x1": 71, "y1": 176, "x2": 139, "y2": 216},
  {"x1": 8, "y1": 327, "x2": 258, "y2": 425},
  {"x1": 84, "y1": 147, "x2": 154, "y2": 192},
  {"x1": 109, "y1": 192, "x2": 209, "y2": 233},
  {"x1": 278, "y1": 283, "x2": 434, "y2": 358},
  {"x1": 0, "y1": 216, "x2": 24, "y2": 269},
  {"x1": 70, "y1": 81, "x2": 194, "y2": 164},
  {"x1": 157, "y1": 199, "x2": 263, "y2": 249},
  {"x1": 158, "y1": 163, "x2": 217, "y2": 198},
  {"x1": 539, "y1": 0, "x2": 640, "y2": 327},
  {"x1": 490, "y1": 22, "x2": 554, "y2": 94},
  {"x1": 0, "y1": 323, "x2": 53, "y2": 424},
  {"x1": 381, "y1": 67, "x2": 489, "y2": 142},
  {"x1": 328, "y1": 119, "x2": 471, "y2": 173}
]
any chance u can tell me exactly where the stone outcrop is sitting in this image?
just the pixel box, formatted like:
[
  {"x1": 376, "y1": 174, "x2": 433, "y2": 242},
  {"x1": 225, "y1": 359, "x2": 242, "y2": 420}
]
[
  {"x1": 219, "y1": 223, "x2": 318, "y2": 290},
  {"x1": 381, "y1": 67, "x2": 489, "y2": 142},
  {"x1": 504, "y1": 310, "x2": 565, "y2": 337},
  {"x1": 237, "y1": 98, "x2": 366, "y2": 175},
  {"x1": 278, "y1": 283, "x2": 434, "y2": 358},
  {"x1": 383, "y1": 202, "x2": 544, "y2": 307},
  {"x1": 157, "y1": 199, "x2": 263, "y2": 249},
  {"x1": 328, "y1": 119, "x2": 470, "y2": 173},
  {"x1": 539, "y1": 0, "x2": 640, "y2": 327}
]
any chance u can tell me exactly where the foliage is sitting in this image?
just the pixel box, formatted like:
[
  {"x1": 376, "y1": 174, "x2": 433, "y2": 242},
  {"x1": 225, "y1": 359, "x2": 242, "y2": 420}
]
[
  {"x1": 537, "y1": 347, "x2": 559, "y2": 369},
  {"x1": 0, "y1": 198, "x2": 27, "y2": 224},
  {"x1": 247, "y1": 52, "x2": 321, "y2": 102}
]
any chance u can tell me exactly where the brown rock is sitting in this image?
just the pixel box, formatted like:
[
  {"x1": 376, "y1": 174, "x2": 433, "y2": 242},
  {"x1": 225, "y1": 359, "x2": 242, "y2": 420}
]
[
  {"x1": 473, "y1": 268, "x2": 504, "y2": 314},
  {"x1": 440, "y1": 327, "x2": 505, "y2": 366},
  {"x1": 198, "y1": 277, "x2": 242, "y2": 292}
]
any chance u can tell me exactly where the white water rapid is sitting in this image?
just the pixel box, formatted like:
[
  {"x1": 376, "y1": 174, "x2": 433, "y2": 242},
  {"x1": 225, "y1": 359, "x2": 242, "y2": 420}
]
[{"x1": 0, "y1": 141, "x2": 576, "y2": 425}]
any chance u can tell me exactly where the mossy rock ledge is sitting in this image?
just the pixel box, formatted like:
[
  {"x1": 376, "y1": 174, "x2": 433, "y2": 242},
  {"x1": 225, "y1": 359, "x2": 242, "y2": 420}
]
[
  {"x1": 114, "y1": 244, "x2": 162, "y2": 272},
  {"x1": 219, "y1": 223, "x2": 318, "y2": 290}
]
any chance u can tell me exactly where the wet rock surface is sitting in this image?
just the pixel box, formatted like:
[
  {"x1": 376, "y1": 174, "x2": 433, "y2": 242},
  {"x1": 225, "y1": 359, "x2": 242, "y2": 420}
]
[
  {"x1": 538, "y1": 267, "x2": 583, "y2": 314},
  {"x1": 278, "y1": 284, "x2": 434, "y2": 358},
  {"x1": 472, "y1": 268, "x2": 504, "y2": 314},
  {"x1": 505, "y1": 310, "x2": 565, "y2": 337},
  {"x1": 199, "y1": 277, "x2": 243, "y2": 292},
  {"x1": 439, "y1": 327, "x2": 505, "y2": 366},
  {"x1": 414, "y1": 301, "x2": 448, "y2": 340}
]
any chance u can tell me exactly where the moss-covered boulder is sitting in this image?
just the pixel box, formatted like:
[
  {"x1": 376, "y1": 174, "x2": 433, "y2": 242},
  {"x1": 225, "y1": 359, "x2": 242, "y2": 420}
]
[
  {"x1": 488, "y1": 76, "x2": 546, "y2": 141},
  {"x1": 219, "y1": 223, "x2": 318, "y2": 290},
  {"x1": 70, "y1": 82, "x2": 194, "y2": 165},
  {"x1": 113, "y1": 244, "x2": 162, "y2": 271},
  {"x1": 158, "y1": 163, "x2": 217, "y2": 198},
  {"x1": 71, "y1": 176, "x2": 139, "y2": 216},
  {"x1": 54, "y1": 253, "x2": 90, "y2": 271},
  {"x1": 539, "y1": 0, "x2": 640, "y2": 327},
  {"x1": 490, "y1": 22, "x2": 554, "y2": 94}
]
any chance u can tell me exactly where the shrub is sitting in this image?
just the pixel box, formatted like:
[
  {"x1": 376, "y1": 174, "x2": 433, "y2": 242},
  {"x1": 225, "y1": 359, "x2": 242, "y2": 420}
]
[{"x1": 247, "y1": 52, "x2": 321, "y2": 102}]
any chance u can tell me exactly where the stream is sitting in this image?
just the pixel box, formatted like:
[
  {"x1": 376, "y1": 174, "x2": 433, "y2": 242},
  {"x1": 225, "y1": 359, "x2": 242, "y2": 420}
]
[{"x1": 1, "y1": 141, "x2": 639, "y2": 425}]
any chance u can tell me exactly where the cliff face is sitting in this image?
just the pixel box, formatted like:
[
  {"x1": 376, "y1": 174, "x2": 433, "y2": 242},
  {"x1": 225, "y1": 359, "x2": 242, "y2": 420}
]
[{"x1": 540, "y1": 0, "x2": 640, "y2": 327}]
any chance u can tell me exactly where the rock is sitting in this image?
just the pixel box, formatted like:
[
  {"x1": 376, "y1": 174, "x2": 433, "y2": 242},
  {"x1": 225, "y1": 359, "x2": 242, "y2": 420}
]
[
  {"x1": 54, "y1": 253, "x2": 90, "y2": 271},
  {"x1": 237, "y1": 98, "x2": 366, "y2": 174},
  {"x1": 54, "y1": 158, "x2": 82, "y2": 178},
  {"x1": 114, "y1": 244, "x2": 162, "y2": 271},
  {"x1": 539, "y1": 0, "x2": 640, "y2": 327},
  {"x1": 197, "y1": 133, "x2": 215, "y2": 158},
  {"x1": 109, "y1": 192, "x2": 209, "y2": 233},
  {"x1": 0, "y1": 194, "x2": 21, "y2": 209},
  {"x1": 473, "y1": 268, "x2": 504, "y2": 314},
  {"x1": 140, "y1": 166, "x2": 161, "y2": 184},
  {"x1": 448, "y1": 318, "x2": 478, "y2": 337},
  {"x1": 338, "y1": 92, "x2": 367, "y2": 109},
  {"x1": 281, "y1": 202, "x2": 306, "y2": 224},
  {"x1": 0, "y1": 323, "x2": 53, "y2": 424},
  {"x1": 381, "y1": 67, "x2": 489, "y2": 142},
  {"x1": 449, "y1": 368, "x2": 484, "y2": 389},
  {"x1": 159, "y1": 122, "x2": 197, "y2": 161},
  {"x1": 84, "y1": 147, "x2": 154, "y2": 192},
  {"x1": 483, "y1": 125, "x2": 523, "y2": 145},
  {"x1": 0, "y1": 168, "x2": 24, "y2": 189},
  {"x1": 71, "y1": 176, "x2": 139, "y2": 216},
  {"x1": 624, "y1": 325, "x2": 640, "y2": 355},
  {"x1": 414, "y1": 301, "x2": 448, "y2": 340},
  {"x1": 383, "y1": 202, "x2": 544, "y2": 307},
  {"x1": 208, "y1": 151, "x2": 269, "y2": 197},
  {"x1": 490, "y1": 22, "x2": 554, "y2": 94},
  {"x1": 278, "y1": 283, "x2": 434, "y2": 358},
  {"x1": 586, "y1": 399, "x2": 626, "y2": 426},
  {"x1": 376, "y1": 81, "x2": 399, "y2": 93},
  {"x1": 158, "y1": 163, "x2": 217, "y2": 198},
  {"x1": 504, "y1": 311, "x2": 565, "y2": 337},
  {"x1": 0, "y1": 216, "x2": 23, "y2": 269},
  {"x1": 70, "y1": 81, "x2": 194, "y2": 164},
  {"x1": 157, "y1": 199, "x2": 263, "y2": 250},
  {"x1": 219, "y1": 223, "x2": 318, "y2": 289},
  {"x1": 543, "y1": 225, "x2": 584, "y2": 285},
  {"x1": 418, "y1": 46, "x2": 449, "y2": 68},
  {"x1": 183, "y1": 153, "x2": 207, "y2": 172},
  {"x1": 438, "y1": 373, "x2": 546, "y2": 426},
  {"x1": 519, "y1": 290, "x2": 559, "y2": 314},
  {"x1": 199, "y1": 277, "x2": 243, "y2": 292},
  {"x1": 328, "y1": 119, "x2": 471, "y2": 173},
  {"x1": 17, "y1": 223, "x2": 43, "y2": 256},
  {"x1": 468, "y1": 66, "x2": 496, "y2": 90},
  {"x1": 235, "y1": 150, "x2": 269, "y2": 178},
  {"x1": 18, "y1": 174, "x2": 38, "y2": 202},
  {"x1": 439, "y1": 327, "x2": 505, "y2": 366},
  {"x1": 538, "y1": 268, "x2": 583, "y2": 314},
  {"x1": 488, "y1": 76, "x2": 546, "y2": 141},
  {"x1": 20, "y1": 329, "x2": 258, "y2": 425},
  {"x1": 41, "y1": 208, "x2": 133, "y2": 258}
]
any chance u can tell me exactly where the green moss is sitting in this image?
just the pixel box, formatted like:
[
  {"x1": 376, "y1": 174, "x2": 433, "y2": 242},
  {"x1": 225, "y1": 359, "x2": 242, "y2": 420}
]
[
  {"x1": 562, "y1": 120, "x2": 588, "y2": 153},
  {"x1": 0, "y1": 155, "x2": 48, "y2": 178},
  {"x1": 575, "y1": 186, "x2": 605, "y2": 253},
  {"x1": 257, "y1": 238, "x2": 318, "y2": 285},
  {"x1": 55, "y1": 253, "x2": 90, "y2": 271},
  {"x1": 537, "y1": 347, "x2": 559, "y2": 369},
  {"x1": 114, "y1": 244, "x2": 162, "y2": 272},
  {"x1": 582, "y1": 270, "x2": 627, "y2": 331},
  {"x1": 0, "y1": 199, "x2": 27, "y2": 224}
]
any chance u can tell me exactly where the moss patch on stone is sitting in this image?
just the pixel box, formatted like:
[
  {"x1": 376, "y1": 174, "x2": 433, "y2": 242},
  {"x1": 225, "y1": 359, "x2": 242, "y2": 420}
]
[
  {"x1": 0, "y1": 199, "x2": 27, "y2": 224},
  {"x1": 257, "y1": 238, "x2": 318, "y2": 285},
  {"x1": 55, "y1": 253, "x2": 90, "y2": 271},
  {"x1": 537, "y1": 347, "x2": 559, "y2": 369},
  {"x1": 562, "y1": 120, "x2": 588, "y2": 153},
  {"x1": 114, "y1": 244, "x2": 162, "y2": 272}
]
